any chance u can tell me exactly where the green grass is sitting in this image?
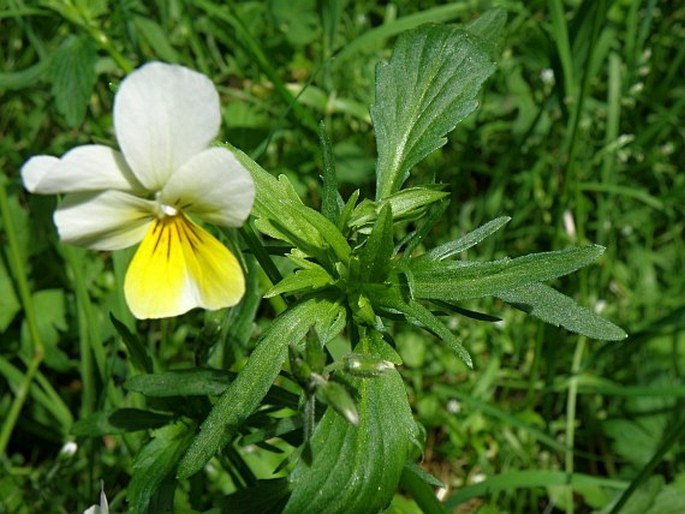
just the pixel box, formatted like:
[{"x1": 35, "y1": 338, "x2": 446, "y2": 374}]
[{"x1": 1, "y1": 1, "x2": 684, "y2": 513}]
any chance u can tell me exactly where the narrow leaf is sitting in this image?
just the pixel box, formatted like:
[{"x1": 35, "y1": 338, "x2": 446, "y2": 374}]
[
  {"x1": 400, "y1": 465, "x2": 450, "y2": 514},
  {"x1": 403, "y1": 462, "x2": 446, "y2": 489},
  {"x1": 421, "y1": 216, "x2": 511, "y2": 261},
  {"x1": 111, "y1": 314, "x2": 153, "y2": 373},
  {"x1": 71, "y1": 409, "x2": 172, "y2": 436},
  {"x1": 359, "y1": 203, "x2": 394, "y2": 283},
  {"x1": 177, "y1": 298, "x2": 345, "y2": 478},
  {"x1": 372, "y1": 23, "x2": 497, "y2": 199},
  {"x1": 0, "y1": 59, "x2": 49, "y2": 90},
  {"x1": 410, "y1": 245, "x2": 605, "y2": 302},
  {"x1": 265, "y1": 267, "x2": 334, "y2": 298},
  {"x1": 319, "y1": 121, "x2": 343, "y2": 223},
  {"x1": 125, "y1": 369, "x2": 235, "y2": 397},
  {"x1": 0, "y1": 259, "x2": 21, "y2": 331},
  {"x1": 433, "y1": 301, "x2": 502, "y2": 322},
  {"x1": 315, "y1": 381, "x2": 359, "y2": 426},
  {"x1": 350, "y1": 187, "x2": 449, "y2": 230},
  {"x1": 133, "y1": 16, "x2": 180, "y2": 63},
  {"x1": 445, "y1": 470, "x2": 627, "y2": 509},
  {"x1": 497, "y1": 282, "x2": 627, "y2": 341},
  {"x1": 397, "y1": 195, "x2": 449, "y2": 263},
  {"x1": 338, "y1": 189, "x2": 360, "y2": 233},
  {"x1": 377, "y1": 291, "x2": 472, "y2": 367}
]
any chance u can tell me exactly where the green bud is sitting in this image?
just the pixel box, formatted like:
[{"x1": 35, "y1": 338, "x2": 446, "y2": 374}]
[{"x1": 351, "y1": 293, "x2": 377, "y2": 325}]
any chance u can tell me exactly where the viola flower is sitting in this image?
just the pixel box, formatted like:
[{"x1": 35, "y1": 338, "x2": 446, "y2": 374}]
[
  {"x1": 21, "y1": 62, "x2": 255, "y2": 319},
  {"x1": 83, "y1": 483, "x2": 108, "y2": 514}
]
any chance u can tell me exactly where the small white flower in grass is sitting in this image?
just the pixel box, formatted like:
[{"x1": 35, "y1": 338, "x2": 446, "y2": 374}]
[
  {"x1": 59, "y1": 440, "x2": 78, "y2": 458},
  {"x1": 21, "y1": 62, "x2": 255, "y2": 319}
]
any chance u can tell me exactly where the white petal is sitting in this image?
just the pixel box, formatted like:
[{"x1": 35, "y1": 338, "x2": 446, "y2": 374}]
[
  {"x1": 114, "y1": 62, "x2": 221, "y2": 191},
  {"x1": 54, "y1": 191, "x2": 155, "y2": 251},
  {"x1": 21, "y1": 155, "x2": 60, "y2": 193},
  {"x1": 22, "y1": 146, "x2": 142, "y2": 195},
  {"x1": 160, "y1": 147, "x2": 255, "y2": 227}
]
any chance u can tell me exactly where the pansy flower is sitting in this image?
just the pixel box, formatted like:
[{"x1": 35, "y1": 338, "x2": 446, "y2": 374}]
[
  {"x1": 21, "y1": 62, "x2": 255, "y2": 319},
  {"x1": 83, "y1": 482, "x2": 108, "y2": 514}
]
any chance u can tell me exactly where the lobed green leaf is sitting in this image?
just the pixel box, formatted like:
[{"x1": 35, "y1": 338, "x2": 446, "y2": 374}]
[
  {"x1": 463, "y1": 7, "x2": 508, "y2": 60},
  {"x1": 284, "y1": 341, "x2": 417, "y2": 513},
  {"x1": 50, "y1": 35, "x2": 97, "y2": 127},
  {"x1": 372, "y1": 23, "x2": 499, "y2": 199}
]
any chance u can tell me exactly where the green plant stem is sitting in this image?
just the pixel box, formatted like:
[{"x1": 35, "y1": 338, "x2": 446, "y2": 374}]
[
  {"x1": 564, "y1": 335, "x2": 587, "y2": 514},
  {"x1": 239, "y1": 222, "x2": 287, "y2": 314},
  {"x1": 0, "y1": 179, "x2": 45, "y2": 455},
  {"x1": 557, "y1": 0, "x2": 607, "y2": 246},
  {"x1": 85, "y1": 26, "x2": 133, "y2": 73},
  {"x1": 112, "y1": 250, "x2": 135, "y2": 329},
  {"x1": 61, "y1": 246, "x2": 107, "y2": 417},
  {"x1": 46, "y1": 1, "x2": 133, "y2": 73},
  {"x1": 597, "y1": 52, "x2": 622, "y2": 247},
  {"x1": 548, "y1": 0, "x2": 576, "y2": 103},
  {"x1": 0, "y1": 356, "x2": 72, "y2": 430},
  {"x1": 524, "y1": 329, "x2": 545, "y2": 408}
]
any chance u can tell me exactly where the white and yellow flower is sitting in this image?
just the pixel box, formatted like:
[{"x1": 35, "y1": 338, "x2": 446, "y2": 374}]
[
  {"x1": 21, "y1": 62, "x2": 255, "y2": 319},
  {"x1": 83, "y1": 482, "x2": 108, "y2": 514}
]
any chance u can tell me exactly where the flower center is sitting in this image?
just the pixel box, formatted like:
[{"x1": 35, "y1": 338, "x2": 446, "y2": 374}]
[
  {"x1": 154, "y1": 192, "x2": 179, "y2": 219},
  {"x1": 160, "y1": 203, "x2": 178, "y2": 217}
]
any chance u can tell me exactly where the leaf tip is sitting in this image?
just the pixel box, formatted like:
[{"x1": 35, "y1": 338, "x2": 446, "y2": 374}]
[{"x1": 462, "y1": 350, "x2": 474, "y2": 369}]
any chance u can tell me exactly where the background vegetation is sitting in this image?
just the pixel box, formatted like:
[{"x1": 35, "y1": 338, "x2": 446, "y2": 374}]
[{"x1": 1, "y1": 0, "x2": 684, "y2": 512}]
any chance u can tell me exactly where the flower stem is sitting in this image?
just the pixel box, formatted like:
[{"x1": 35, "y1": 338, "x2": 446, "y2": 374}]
[
  {"x1": 0, "y1": 178, "x2": 45, "y2": 455},
  {"x1": 239, "y1": 223, "x2": 287, "y2": 314},
  {"x1": 60, "y1": 246, "x2": 107, "y2": 417},
  {"x1": 564, "y1": 335, "x2": 586, "y2": 513}
]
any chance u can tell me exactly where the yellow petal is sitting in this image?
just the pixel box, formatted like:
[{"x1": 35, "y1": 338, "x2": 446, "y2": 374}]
[{"x1": 124, "y1": 214, "x2": 245, "y2": 319}]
